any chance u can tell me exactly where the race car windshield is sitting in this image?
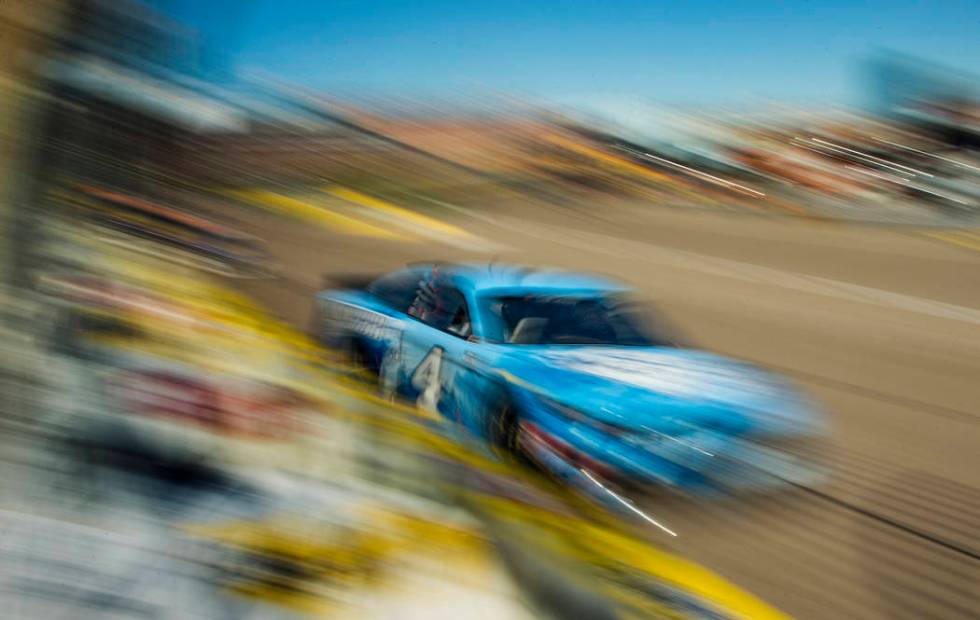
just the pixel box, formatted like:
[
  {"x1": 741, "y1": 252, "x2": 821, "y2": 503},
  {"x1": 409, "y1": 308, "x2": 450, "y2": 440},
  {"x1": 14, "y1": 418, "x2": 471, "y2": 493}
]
[{"x1": 483, "y1": 295, "x2": 674, "y2": 346}]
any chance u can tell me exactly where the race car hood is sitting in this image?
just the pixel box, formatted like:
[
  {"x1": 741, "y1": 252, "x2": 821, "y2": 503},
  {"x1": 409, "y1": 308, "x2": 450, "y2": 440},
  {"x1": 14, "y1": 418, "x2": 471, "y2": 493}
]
[{"x1": 497, "y1": 346, "x2": 821, "y2": 437}]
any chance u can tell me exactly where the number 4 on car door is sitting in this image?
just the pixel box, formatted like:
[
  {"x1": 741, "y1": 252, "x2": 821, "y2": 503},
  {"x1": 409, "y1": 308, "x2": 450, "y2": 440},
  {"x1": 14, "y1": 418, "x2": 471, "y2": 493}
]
[{"x1": 411, "y1": 346, "x2": 444, "y2": 415}]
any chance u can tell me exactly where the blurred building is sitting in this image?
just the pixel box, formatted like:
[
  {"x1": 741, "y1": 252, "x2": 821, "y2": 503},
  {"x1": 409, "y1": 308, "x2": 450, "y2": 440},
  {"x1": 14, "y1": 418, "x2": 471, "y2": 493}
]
[
  {"x1": 0, "y1": 0, "x2": 67, "y2": 286},
  {"x1": 40, "y1": 0, "x2": 246, "y2": 188},
  {"x1": 867, "y1": 54, "x2": 979, "y2": 151}
]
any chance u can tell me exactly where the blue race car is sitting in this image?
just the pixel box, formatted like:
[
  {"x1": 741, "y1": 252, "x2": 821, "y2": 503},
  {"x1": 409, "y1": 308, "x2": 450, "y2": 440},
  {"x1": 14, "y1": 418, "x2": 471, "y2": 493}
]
[{"x1": 312, "y1": 263, "x2": 825, "y2": 494}]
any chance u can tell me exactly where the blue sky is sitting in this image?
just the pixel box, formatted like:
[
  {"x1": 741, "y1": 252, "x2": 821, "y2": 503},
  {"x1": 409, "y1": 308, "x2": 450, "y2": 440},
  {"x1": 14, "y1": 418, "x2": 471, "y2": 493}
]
[{"x1": 162, "y1": 1, "x2": 980, "y2": 107}]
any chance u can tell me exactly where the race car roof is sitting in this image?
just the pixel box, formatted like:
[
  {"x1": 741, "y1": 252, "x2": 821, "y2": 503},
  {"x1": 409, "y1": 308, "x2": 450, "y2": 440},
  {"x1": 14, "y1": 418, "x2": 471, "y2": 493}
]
[{"x1": 437, "y1": 263, "x2": 631, "y2": 295}]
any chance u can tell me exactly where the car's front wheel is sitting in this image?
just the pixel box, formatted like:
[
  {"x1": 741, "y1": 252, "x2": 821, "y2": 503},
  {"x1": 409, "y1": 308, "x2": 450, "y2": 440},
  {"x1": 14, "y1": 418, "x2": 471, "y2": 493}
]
[{"x1": 489, "y1": 397, "x2": 522, "y2": 455}]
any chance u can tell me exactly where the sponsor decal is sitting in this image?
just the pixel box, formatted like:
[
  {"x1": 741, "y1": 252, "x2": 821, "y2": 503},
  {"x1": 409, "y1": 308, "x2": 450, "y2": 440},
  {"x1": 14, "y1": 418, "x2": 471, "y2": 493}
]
[
  {"x1": 107, "y1": 370, "x2": 304, "y2": 439},
  {"x1": 321, "y1": 300, "x2": 389, "y2": 340}
]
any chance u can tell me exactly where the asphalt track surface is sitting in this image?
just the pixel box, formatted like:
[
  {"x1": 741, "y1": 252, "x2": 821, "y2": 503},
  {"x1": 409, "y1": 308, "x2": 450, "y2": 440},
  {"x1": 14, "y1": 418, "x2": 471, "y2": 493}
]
[{"x1": 229, "y1": 200, "x2": 980, "y2": 620}]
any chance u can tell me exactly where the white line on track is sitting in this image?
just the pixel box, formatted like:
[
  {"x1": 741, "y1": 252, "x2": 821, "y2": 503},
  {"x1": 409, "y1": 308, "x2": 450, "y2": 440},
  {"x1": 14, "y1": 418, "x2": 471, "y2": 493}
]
[
  {"x1": 459, "y1": 209, "x2": 980, "y2": 326},
  {"x1": 580, "y1": 469, "x2": 677, "y2": 536}
]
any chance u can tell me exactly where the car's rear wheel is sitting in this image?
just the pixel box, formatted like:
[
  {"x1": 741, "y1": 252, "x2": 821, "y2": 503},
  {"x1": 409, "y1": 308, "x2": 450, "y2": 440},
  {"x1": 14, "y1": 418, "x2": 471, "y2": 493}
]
[{"x1": 345, "y1": 337, "x2": 378, "y2": 382}]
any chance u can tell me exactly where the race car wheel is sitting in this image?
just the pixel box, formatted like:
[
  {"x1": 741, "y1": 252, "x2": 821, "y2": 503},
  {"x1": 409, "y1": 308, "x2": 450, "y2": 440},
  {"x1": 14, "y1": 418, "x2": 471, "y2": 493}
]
[
  {"x1": 344, "y1": 337, "x2": 377, "y2": 383},
  {"x1": 491, "y1": 399, "x2": 522, "y2": 455}
]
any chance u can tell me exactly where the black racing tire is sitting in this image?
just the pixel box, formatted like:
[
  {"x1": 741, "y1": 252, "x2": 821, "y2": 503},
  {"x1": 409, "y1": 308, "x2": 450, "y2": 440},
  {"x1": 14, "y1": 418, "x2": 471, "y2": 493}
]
[
  {"x1": 344, "y1": 336, "x2": 378, "y2": 383},
  {"x1": 490, "y1": 397, "x2": 523, "y2": 456},
  {"x1": 491, "y1": 400, "x2": 544, "y2": 473}
]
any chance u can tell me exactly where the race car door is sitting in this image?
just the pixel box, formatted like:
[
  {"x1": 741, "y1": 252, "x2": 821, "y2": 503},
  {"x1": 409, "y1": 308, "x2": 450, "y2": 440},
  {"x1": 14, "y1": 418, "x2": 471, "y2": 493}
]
[{"x1": 397, "y1": 277, "x2": 473, "y2": 423}]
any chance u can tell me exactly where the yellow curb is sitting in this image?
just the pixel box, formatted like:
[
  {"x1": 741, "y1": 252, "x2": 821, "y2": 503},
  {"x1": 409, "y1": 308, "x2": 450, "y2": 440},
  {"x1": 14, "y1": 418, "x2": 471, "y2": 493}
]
[
  {"x1": 924, "y1": 230, "x2": 980, "y2": 253},
  {"x1": 227, "y1": 189, "x2": 408, "y2": 240},
  {"x1": 327, "y1": 186, "x2": 473, "y2": 240}
]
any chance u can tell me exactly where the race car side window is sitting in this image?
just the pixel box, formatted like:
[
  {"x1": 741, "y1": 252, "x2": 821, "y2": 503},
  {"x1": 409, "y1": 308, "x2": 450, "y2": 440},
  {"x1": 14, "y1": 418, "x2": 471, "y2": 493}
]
[
  {"x1": 478, "y1": 294, "x2": 679, "y2": 346},
  {"x1": 414, "y1": 283, "x2": 471, "y2": 338},
  {"x1": 446, "y1": 295, "x2": 472, "y2": 339},
  {"x1": 367, "y1": 269, "x2": 424, "y2": 313}
]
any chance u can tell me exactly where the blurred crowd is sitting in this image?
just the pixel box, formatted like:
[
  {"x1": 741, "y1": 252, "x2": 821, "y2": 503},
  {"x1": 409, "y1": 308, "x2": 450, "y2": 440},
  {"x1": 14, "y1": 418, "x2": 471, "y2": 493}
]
[{"x1": 3, "y1": 0, "x2": 977, "y2": 263}]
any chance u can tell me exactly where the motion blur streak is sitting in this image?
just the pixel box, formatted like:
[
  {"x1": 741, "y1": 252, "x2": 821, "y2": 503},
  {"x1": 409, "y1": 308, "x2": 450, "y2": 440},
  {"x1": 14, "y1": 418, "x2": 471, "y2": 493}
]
[
  {"x1": 580, "y1": 468, "x2": 678, "y2": 537},
  {"x1": 0, "y1": 0, "x2": 978, "y2": 619}
]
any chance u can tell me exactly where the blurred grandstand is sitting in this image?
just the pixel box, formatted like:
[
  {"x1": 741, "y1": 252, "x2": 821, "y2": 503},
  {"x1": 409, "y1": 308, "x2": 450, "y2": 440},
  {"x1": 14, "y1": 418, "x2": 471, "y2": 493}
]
[{"x1": 6, "y1": 0, "x2": 978, "y2": 264}]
